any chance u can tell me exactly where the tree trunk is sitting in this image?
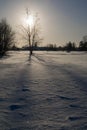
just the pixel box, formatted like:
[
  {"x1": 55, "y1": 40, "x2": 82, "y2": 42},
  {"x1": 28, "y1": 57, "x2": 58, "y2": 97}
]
[{"x1": 30, "y1": 45, "x2": 33, "y2": 56}]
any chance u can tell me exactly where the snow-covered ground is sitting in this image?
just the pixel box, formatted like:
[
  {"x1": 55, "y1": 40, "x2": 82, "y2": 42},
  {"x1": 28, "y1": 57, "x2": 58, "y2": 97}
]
[{"x1": 0, "y1": 51, "x2": 87, "y2": 130}]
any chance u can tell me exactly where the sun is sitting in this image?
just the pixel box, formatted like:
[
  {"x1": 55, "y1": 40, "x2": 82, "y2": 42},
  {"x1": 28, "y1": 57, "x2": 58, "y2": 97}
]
[{"x1": 26, "y1": 15, "x2": 34, "y2": 27}]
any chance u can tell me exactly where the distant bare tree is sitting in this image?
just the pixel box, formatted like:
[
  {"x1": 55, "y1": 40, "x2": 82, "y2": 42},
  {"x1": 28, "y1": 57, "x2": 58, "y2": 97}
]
[{"x1": 0, "y1": 18, "x2": 15, "y2": 56}]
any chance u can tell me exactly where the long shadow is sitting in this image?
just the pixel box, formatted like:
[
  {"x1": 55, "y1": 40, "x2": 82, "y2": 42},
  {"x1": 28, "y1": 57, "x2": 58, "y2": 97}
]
[
  {"x1": 33, "y1": 53, "x2": 46, "y2": 63},
  {"x1": 5, "y1": 63, "x2": 39, "y2": 130}
]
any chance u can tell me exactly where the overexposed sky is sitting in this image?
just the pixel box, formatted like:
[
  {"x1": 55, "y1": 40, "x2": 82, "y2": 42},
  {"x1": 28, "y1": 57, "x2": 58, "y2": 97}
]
[{"x1": 0, "y1": 0, "x2": 87, "y2": 46}]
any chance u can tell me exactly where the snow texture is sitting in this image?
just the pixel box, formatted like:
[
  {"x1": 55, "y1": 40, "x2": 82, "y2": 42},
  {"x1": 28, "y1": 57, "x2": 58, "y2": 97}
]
[{"x1": 0, "y1": 51, "x2": 87, "y2": 130}]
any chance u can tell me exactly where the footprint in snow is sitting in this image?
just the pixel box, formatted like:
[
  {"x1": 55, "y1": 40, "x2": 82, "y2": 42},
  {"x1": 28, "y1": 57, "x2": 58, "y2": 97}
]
[
  {"x1": 22, "y1": 88, "x2": 30, "y2": 92},
  {"x1": 58, "y1": 95, "x2": 76, "y2": 101},
  {"x1": 9, "y1": 104, "x2": 22, "y2": 111},
  {"x1": 69, "y1": 104, "x2": 80, "y2": 108},
  {"x1": 69, "y1": 116, "x2": 84, "y2": 121}
]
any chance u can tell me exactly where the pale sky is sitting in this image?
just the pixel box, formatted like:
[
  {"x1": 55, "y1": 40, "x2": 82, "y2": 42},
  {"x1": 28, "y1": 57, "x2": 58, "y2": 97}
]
[{"x1": 0, "y1": 0, "x2": 87, "y2": 46}]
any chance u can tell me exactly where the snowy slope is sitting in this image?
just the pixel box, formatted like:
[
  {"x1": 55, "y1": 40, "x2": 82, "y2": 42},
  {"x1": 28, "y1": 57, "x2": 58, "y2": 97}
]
[{"x1": 0, "y1": 51, "x2": 87, "y2": 130}]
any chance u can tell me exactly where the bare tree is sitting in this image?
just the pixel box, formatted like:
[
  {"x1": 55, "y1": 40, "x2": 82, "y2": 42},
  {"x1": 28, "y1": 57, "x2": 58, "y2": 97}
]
[
  {"x1": 20, "y1": 9, "x2": 42, "y2": 57},
  {"x1": 0, "y1": 18, "x2": 15, "y2": 55}
]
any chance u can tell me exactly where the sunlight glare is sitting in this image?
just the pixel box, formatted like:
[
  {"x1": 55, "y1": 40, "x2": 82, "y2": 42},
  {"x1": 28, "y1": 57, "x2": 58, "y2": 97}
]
[{"x1": 26, "y1": 15, "x2": 34, "y2": 27}]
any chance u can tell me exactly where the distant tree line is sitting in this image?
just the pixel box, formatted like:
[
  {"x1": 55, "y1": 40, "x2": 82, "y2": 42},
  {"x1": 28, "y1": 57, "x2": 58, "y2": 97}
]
[
  {"x1": 0, "y1": 17, "x2": 87, "y2": 57},
  {"x1": 19, "y1": 39, "x2": 87, "y2": 52},
  {"x1": 44, "y1": 37, "x2": 87, "y2": 52}
]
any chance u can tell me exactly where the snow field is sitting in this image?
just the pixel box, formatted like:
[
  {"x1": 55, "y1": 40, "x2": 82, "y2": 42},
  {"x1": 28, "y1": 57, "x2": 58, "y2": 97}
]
[{"x1": 0, "y1": 51, "x2": 87, "y2": 130}]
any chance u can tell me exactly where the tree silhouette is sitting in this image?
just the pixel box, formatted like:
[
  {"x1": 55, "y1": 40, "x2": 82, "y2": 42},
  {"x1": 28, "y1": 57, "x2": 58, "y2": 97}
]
[
  {"x1": 66, "y1": 42, "x2": 76, "y2": 52},
  {"x1": 0, "y1": 18, "x2": 15, "y2": 56},
  {"x1": 20, "y1": 9, "x2": 42, "y2": 57},
  {"x1": 79, "y1": 36, "x2": 87, "y2": 51},
  {"x1": 83, "y1": 35, "x2": 87, "y2": 43},
  {"x1": 79, "y1": 41, "x2": 87, "y2": 51}
]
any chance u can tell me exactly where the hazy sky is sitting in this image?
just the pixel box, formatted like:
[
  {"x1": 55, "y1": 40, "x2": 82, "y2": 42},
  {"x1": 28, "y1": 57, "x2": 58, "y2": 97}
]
[{"x1": 0, "y1": 0, "x2": 87, "y2": 46}]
